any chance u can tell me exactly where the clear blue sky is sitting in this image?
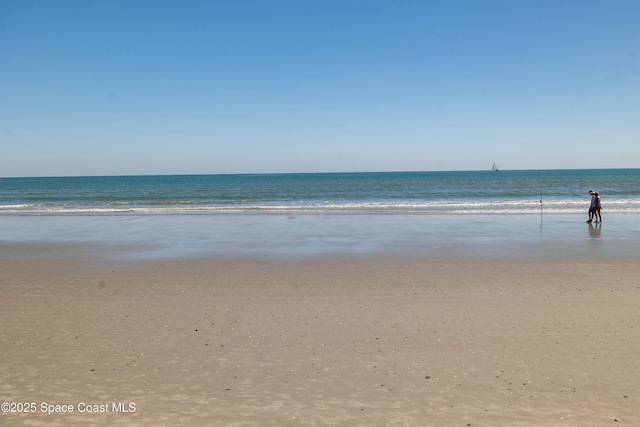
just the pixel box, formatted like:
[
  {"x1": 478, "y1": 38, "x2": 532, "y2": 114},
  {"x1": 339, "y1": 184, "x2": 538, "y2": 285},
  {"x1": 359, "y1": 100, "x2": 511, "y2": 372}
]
[{"x1": 2, "y1": 0, "x2": 639, "y2": 177}]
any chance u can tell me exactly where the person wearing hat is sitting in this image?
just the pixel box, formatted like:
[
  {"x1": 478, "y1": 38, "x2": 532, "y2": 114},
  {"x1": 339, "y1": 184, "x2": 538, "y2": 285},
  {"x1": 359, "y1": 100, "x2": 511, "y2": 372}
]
[{"x1": 587, "y1": 190, "x2": 596, "y2": 223}]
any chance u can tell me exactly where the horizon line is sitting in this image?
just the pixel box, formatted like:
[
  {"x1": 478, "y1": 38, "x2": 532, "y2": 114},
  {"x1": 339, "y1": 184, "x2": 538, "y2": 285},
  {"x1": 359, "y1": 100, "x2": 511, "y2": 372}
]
[{"x1": 2, "y1": 167, "x2": 638, "y2": 180}]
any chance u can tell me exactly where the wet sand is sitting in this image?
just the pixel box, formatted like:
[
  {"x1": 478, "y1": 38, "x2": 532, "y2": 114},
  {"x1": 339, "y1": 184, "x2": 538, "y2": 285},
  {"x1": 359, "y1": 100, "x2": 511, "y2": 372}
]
[{"x1": 1, "y1": 252, "x2": 639, "y2": 426}]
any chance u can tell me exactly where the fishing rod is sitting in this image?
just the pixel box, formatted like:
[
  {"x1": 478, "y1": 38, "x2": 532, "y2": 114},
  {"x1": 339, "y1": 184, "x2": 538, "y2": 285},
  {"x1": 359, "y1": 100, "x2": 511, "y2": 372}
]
[{"x1": 538, "y1": 168, "x2": 543, "y2": 225}]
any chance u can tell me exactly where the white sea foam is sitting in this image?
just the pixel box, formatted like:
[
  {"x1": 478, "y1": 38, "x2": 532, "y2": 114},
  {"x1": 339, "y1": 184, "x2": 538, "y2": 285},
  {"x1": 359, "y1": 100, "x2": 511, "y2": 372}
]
[{"x1": 2, "y1": 198, "x2": 640, "y2": 215}]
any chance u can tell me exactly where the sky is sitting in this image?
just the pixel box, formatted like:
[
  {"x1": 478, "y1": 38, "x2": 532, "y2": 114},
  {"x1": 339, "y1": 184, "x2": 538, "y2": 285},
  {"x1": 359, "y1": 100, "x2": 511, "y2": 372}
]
[{"x1": 1, "y1": 0, "x2": 639, "y2": 177}]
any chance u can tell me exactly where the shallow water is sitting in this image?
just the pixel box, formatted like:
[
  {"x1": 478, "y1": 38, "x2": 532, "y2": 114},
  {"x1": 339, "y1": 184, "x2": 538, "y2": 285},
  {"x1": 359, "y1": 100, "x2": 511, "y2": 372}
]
[{"x1": 1, "y1": 212, "x2": 637, "y2": 261}]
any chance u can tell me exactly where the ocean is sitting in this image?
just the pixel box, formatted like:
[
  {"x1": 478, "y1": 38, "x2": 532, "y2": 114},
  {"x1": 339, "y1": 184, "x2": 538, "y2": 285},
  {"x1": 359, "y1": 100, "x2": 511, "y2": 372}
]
[
  {"x1": 2, "y1": 169, "x2": 640, "y2": 215},
  {"x1": 1, "y1": 169, "x2": 639, "y2": 260}
]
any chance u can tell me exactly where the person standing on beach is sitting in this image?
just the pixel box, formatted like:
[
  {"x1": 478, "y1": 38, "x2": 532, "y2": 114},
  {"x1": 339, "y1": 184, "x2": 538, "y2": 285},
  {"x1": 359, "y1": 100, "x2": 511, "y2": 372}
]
[
  {"x1": 587, "y1": 190, "x2": 596, "y2": 223},
  {"x1": 593, "y1": 191, "x2": 602, "y2": 223}
]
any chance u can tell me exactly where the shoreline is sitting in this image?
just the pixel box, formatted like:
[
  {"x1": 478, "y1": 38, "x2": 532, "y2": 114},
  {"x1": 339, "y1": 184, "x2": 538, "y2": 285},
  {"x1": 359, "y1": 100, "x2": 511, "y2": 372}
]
[
  {"x1": 1, "y1": 254, "x2": 639, "y2": 426},
  {"x1": 1, "y1": 212, "x2": 639, "y2": 262}
]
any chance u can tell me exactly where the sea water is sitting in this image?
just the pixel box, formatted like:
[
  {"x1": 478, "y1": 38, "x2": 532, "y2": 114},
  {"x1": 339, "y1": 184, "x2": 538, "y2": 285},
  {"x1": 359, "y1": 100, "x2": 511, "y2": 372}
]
[
  {"x1": 1, "y1": 170, "x2": 639, "y2": 259},
  {"x1": 2, "y1": 169, "x2": 640, "y2": 215}
]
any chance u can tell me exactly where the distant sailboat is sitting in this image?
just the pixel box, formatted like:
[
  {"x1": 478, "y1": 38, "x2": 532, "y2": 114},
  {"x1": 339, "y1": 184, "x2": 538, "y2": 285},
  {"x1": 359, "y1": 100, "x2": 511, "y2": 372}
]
[{"x1": 492, "y1": 162, "x2": 499, "y2": 172}]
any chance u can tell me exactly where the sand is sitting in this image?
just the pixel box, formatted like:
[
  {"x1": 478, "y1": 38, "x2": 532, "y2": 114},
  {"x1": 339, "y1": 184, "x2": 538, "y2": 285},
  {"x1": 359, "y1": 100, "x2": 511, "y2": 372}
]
[{"x1": 1, "y1": 254, "x2": 639, "y2": 426}]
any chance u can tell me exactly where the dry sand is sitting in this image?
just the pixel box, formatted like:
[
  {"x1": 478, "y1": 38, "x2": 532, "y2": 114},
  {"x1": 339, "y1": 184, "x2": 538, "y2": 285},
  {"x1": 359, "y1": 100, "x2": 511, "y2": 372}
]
[{"x1": 1, "y1": 254, "x2": 639, "y2": 426}]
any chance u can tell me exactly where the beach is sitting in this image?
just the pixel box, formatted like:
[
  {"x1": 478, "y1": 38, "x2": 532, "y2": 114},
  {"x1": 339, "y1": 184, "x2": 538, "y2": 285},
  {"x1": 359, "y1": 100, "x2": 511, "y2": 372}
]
[
  {"x1": 1, "y1": 238, "x2": 639, "y2": 426},
  {"x1": 4, "y1": 0, "x2": 639, "y2": 419},
  {"x1": 5, "y1": 0, "x2": 640, "y2": 421}
]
